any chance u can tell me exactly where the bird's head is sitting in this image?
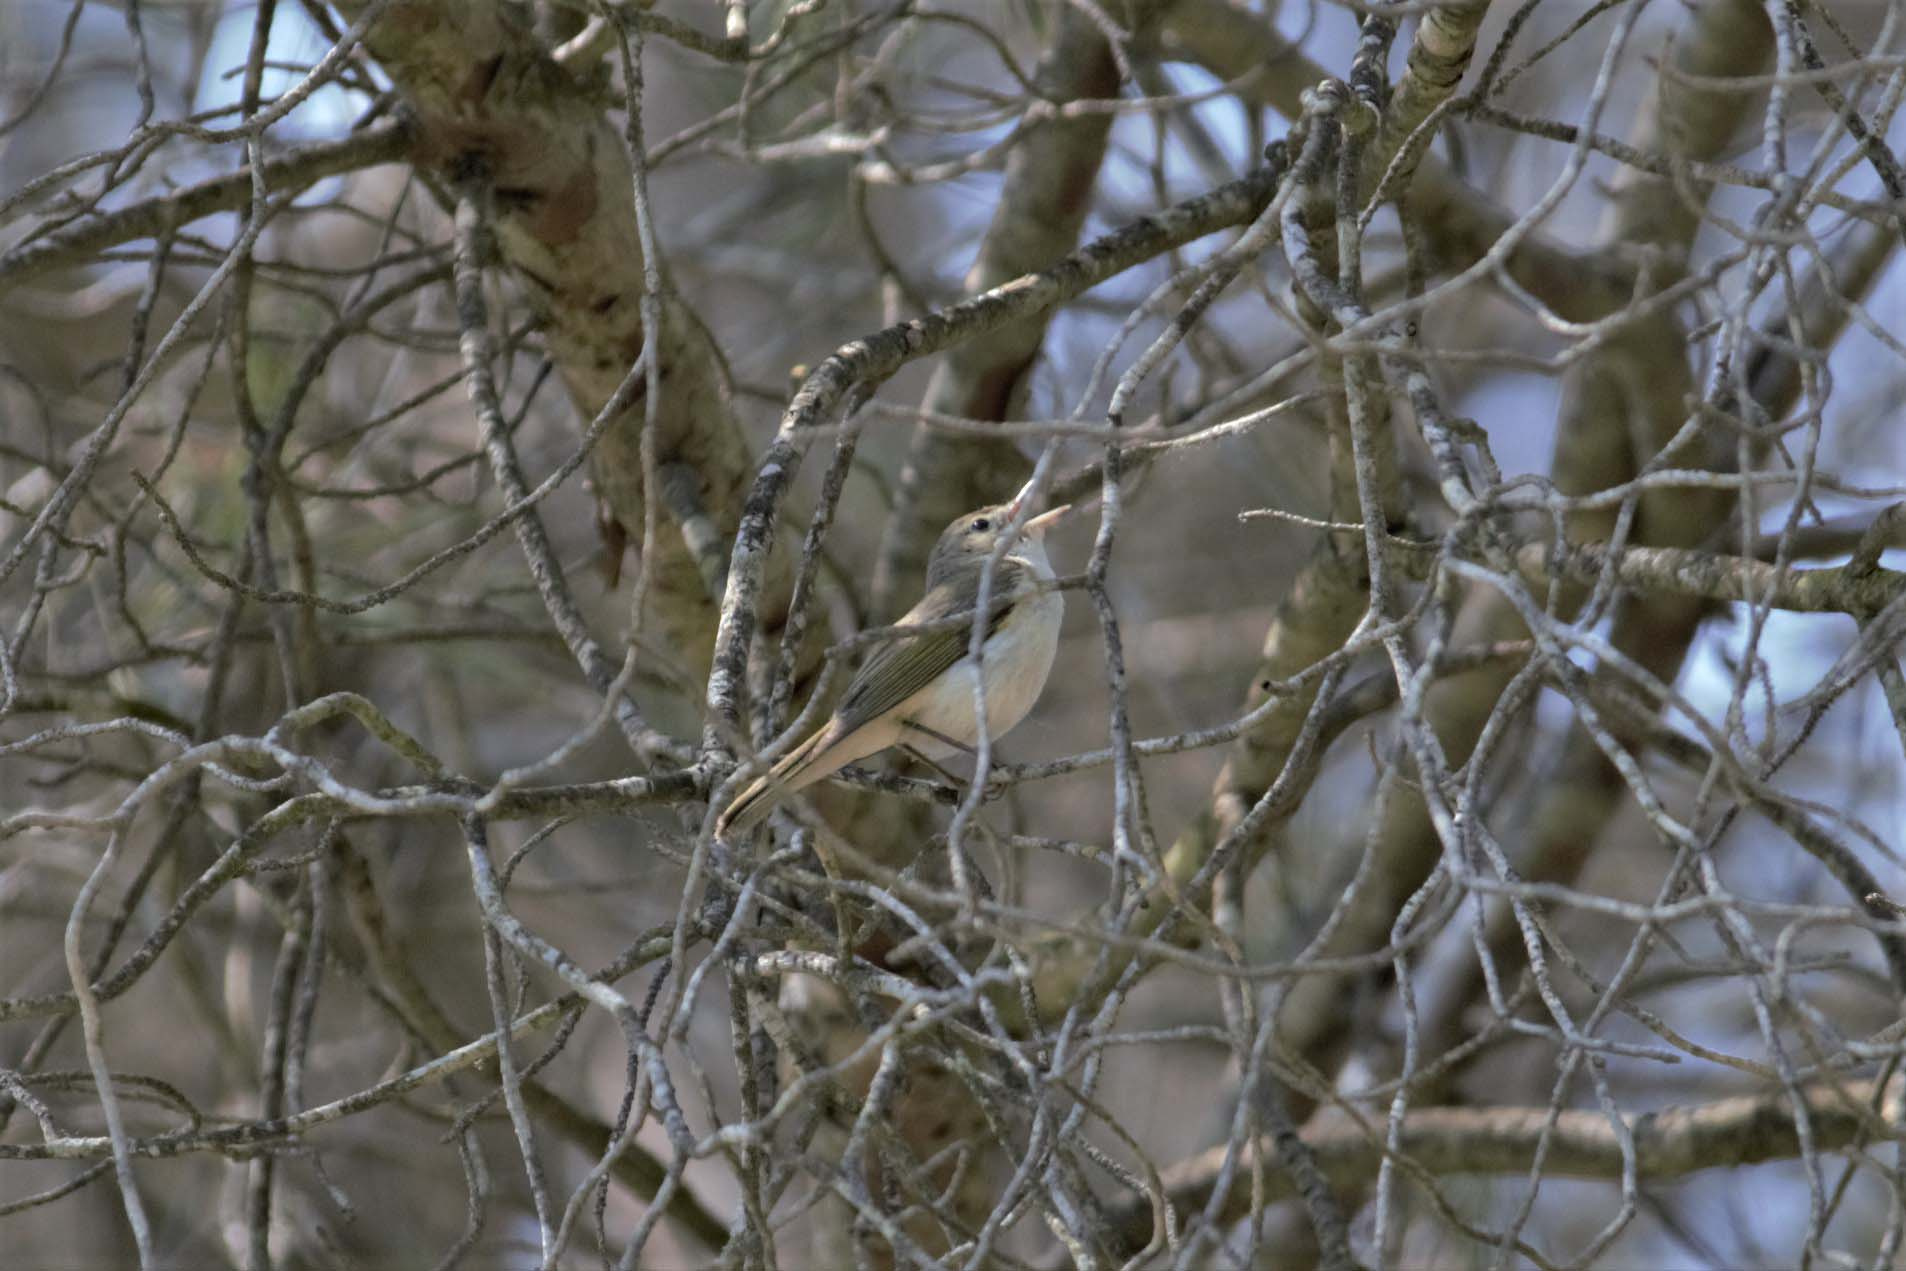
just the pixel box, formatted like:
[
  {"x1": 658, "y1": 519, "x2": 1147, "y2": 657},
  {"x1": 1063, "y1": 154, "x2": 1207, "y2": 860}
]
[{"x1": 925, "y1": 484, "x2": 1070, "y2": 585}]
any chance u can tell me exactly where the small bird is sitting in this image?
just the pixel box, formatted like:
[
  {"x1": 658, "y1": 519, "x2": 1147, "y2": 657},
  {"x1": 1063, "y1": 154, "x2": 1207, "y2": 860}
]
[{"x1": 717, "y1": 485, "x2": 1070, "y2": 836}]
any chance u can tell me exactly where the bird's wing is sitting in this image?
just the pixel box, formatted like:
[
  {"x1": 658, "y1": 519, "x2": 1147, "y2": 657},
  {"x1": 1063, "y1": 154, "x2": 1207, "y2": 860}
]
[{"x1": 833, "y1": 568, "x2": 1021, "y2": 735}]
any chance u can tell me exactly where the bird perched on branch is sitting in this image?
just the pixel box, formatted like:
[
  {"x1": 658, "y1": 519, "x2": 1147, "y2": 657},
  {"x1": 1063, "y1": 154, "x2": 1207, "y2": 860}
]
[{"x1": 717, "y1": 482, "x2": 1070, "y2": 836}]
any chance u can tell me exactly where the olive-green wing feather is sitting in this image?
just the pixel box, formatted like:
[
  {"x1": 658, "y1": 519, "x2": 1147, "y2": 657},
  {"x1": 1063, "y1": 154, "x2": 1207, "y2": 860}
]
[{"x1": 834, "y1": 562, "x2": 1023, "y2": 734}]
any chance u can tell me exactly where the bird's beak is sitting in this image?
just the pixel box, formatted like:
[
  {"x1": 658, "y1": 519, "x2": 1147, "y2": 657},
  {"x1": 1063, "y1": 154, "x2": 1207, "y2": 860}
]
[
  {"x1": 1004, "y1": 473, "x2": 1068, "y2": 535},
  {"x1": 1023, "y1": 503, "x2": 1071, "y2": 536}
]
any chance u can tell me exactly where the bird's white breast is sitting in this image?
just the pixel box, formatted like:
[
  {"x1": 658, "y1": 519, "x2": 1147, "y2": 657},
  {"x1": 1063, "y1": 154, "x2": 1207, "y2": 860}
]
[{"x1": 899, "y1": 544, "x2": 1063, "y2": 756}]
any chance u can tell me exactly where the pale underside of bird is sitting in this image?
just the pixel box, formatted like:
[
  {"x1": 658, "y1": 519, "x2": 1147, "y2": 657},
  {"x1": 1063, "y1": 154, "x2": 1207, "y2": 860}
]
[{"x1": 717, "y1": 489, "x2": 1067, "y2": 836}]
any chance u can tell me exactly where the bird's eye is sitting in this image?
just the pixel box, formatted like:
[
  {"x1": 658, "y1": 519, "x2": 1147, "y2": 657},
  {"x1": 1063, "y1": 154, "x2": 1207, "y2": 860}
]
[{"x1": 972, "y1": 517, "x2": 991, "y2": 531}]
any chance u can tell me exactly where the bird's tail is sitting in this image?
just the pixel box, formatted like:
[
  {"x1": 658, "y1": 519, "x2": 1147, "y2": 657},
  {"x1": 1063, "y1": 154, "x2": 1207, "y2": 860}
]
[{"x1": 715, "y1": 723, "x2": 836, "y2": 837}]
